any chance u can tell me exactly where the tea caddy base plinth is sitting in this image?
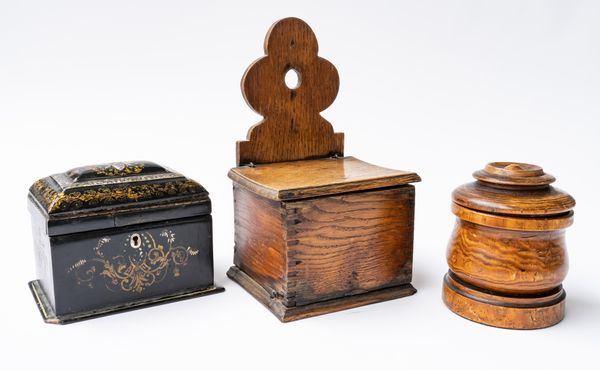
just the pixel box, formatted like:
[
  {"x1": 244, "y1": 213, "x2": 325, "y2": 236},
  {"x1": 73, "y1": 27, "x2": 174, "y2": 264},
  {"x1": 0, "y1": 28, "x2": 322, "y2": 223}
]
[
  {"x1": 228, "y1": 266, "x2": 416, "y2": 322},
  {"x1": 29, "y1": 279, "x2": 224, "y2": 325},
  {"x1": 442, "y1": 272, "x2": 565, "y2": 330}
]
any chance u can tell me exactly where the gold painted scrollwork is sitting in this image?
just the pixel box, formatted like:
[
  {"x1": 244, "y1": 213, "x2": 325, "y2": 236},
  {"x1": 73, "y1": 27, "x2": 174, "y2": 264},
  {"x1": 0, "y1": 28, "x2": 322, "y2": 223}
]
[
  {"x1": 31, "y1": 179, "x2": 202, "y2": 213},
  {"x1": 68, "y1": 230, "x2": 200, "y2": 293},
  {"x1": 93, "y1": 163, "x2": 145, "y2": 177}
]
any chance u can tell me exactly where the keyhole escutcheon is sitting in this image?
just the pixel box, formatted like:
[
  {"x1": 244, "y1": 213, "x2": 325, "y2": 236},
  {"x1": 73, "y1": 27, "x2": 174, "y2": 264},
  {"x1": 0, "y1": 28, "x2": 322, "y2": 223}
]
[{"x1": 130, "y1": 233, "x2": 142, "y2": 249}]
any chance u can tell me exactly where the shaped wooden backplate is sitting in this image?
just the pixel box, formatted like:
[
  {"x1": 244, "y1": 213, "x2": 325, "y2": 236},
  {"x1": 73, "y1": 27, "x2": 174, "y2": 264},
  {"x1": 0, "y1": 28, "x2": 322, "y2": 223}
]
[{"x1": 237, "y1": 17, "x2": 344, "y2": 166}]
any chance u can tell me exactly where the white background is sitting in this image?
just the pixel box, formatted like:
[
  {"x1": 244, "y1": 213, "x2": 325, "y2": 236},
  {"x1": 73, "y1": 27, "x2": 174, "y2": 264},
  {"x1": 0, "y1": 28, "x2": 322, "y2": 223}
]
[{"x1": 1, "y1": 1, "x2": 598, "y2": 369}]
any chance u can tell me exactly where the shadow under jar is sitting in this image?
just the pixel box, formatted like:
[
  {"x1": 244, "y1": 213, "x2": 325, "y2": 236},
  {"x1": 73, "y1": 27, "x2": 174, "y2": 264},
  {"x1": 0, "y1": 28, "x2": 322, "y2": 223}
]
[{"x1": 442, "y1": 162, "x2": 575, "y2": 329}]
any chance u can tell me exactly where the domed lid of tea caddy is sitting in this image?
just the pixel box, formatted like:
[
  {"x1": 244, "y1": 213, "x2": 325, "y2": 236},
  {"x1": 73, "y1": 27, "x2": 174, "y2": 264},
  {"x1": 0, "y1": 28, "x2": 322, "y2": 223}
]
[
  {"x1": 28, "y1": 161, "x2": 210, "y2": 236},
  {"x1": 452, "y1": 162, "x2": 575, "y2": 216}
]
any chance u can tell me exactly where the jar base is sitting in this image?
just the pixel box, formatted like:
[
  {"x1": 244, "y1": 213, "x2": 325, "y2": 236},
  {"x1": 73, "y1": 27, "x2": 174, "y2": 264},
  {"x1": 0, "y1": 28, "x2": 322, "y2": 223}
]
[{"x1": 442, "y1": 272, "x2": 565, "y2": 329}]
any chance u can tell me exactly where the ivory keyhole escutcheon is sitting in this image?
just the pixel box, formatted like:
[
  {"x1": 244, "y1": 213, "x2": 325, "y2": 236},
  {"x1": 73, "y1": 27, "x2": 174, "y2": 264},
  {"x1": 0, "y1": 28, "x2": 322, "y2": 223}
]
[{"x1": 130, "y1": 233, "x2": 142, "y2": 249}]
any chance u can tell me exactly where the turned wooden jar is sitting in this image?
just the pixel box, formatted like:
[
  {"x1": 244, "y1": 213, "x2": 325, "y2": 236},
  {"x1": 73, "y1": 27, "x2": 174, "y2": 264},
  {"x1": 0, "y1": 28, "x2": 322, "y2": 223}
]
[{"x1": 442, "y1": 162, "x2": 575, "y2": 329}]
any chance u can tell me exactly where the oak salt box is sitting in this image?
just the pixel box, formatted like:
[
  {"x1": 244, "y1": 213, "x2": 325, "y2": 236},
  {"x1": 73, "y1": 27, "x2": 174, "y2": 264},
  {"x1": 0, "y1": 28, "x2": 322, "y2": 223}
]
[{"x1": 227, "y1": 17, "x2": 421, "y2": 321}]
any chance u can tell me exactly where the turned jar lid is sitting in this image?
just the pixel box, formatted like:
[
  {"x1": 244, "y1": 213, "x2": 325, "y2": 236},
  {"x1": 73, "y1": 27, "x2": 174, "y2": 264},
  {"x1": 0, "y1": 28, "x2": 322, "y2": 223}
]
[{"x1": 452, "y1": 162, "x2": 575, "y2": 217}]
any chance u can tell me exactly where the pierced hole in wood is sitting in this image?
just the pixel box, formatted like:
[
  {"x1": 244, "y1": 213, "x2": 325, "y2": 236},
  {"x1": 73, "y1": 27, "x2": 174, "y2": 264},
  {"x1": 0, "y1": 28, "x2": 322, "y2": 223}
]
[
  {"x1": 285, "y1": 68, "x2": 301, "y2": 90},
  {"x1": 130, "y1": 233, "x2": 141, "y2": 249}
]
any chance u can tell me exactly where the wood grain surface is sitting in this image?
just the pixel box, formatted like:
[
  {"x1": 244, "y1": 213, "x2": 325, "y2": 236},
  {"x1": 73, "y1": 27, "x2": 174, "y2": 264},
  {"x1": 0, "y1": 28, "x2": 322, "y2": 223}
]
[
  {"x1": 228, "y1": 266, "x2": 416, "y2": 322},
  {"x1": 237, "y1": 17, "x2": 344, "y2": 166},
  {"x1": 230, "y1": 185, "x2": 417, "y2": 318},
  {"x1": 442, "y1": 273, "x2": 565, "y2": 330},
  {"x1": 443, "y1": 162, "x2": 574, "y2": 329},
  {"x1": 232, "y1": 185, "x2": 287, "y2": 296},
  {"x1": 452, "y1": 182, "x2": 575, "y2": 216},
  {"x1": 229, "y1": 17, "x2": 420, "y2": 321},
  {"x1": 229, "y1": 156, "x2": 420, "y2": 200},
  {"x1": 446, "y1": 219, "x2": 568, "y2": 294},
  {"x1": 285, "y1": 186, "x2": 415, "y2": 306},
  {"x1": 473, "y1": 162, "x2": 556, "y2": 187},
  {"x1": 451, "y1": 203, "x2": 573, "y2": 231}
]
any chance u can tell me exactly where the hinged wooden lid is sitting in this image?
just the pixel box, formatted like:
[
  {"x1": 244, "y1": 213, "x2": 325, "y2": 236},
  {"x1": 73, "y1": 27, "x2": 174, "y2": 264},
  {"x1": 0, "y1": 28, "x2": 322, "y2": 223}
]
[
  {"x1": 231, "y1": 18, "x2": 420, "y2": 199},
  {"x1": 452, "y1": 162, "x2": 575, "y2": 216},
  {"x1": 29, "y1": 161, "x2": 210, "y2": 236},
  {"x1": 229, "y1": 156, "x2": 420, "y2": 201}
]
